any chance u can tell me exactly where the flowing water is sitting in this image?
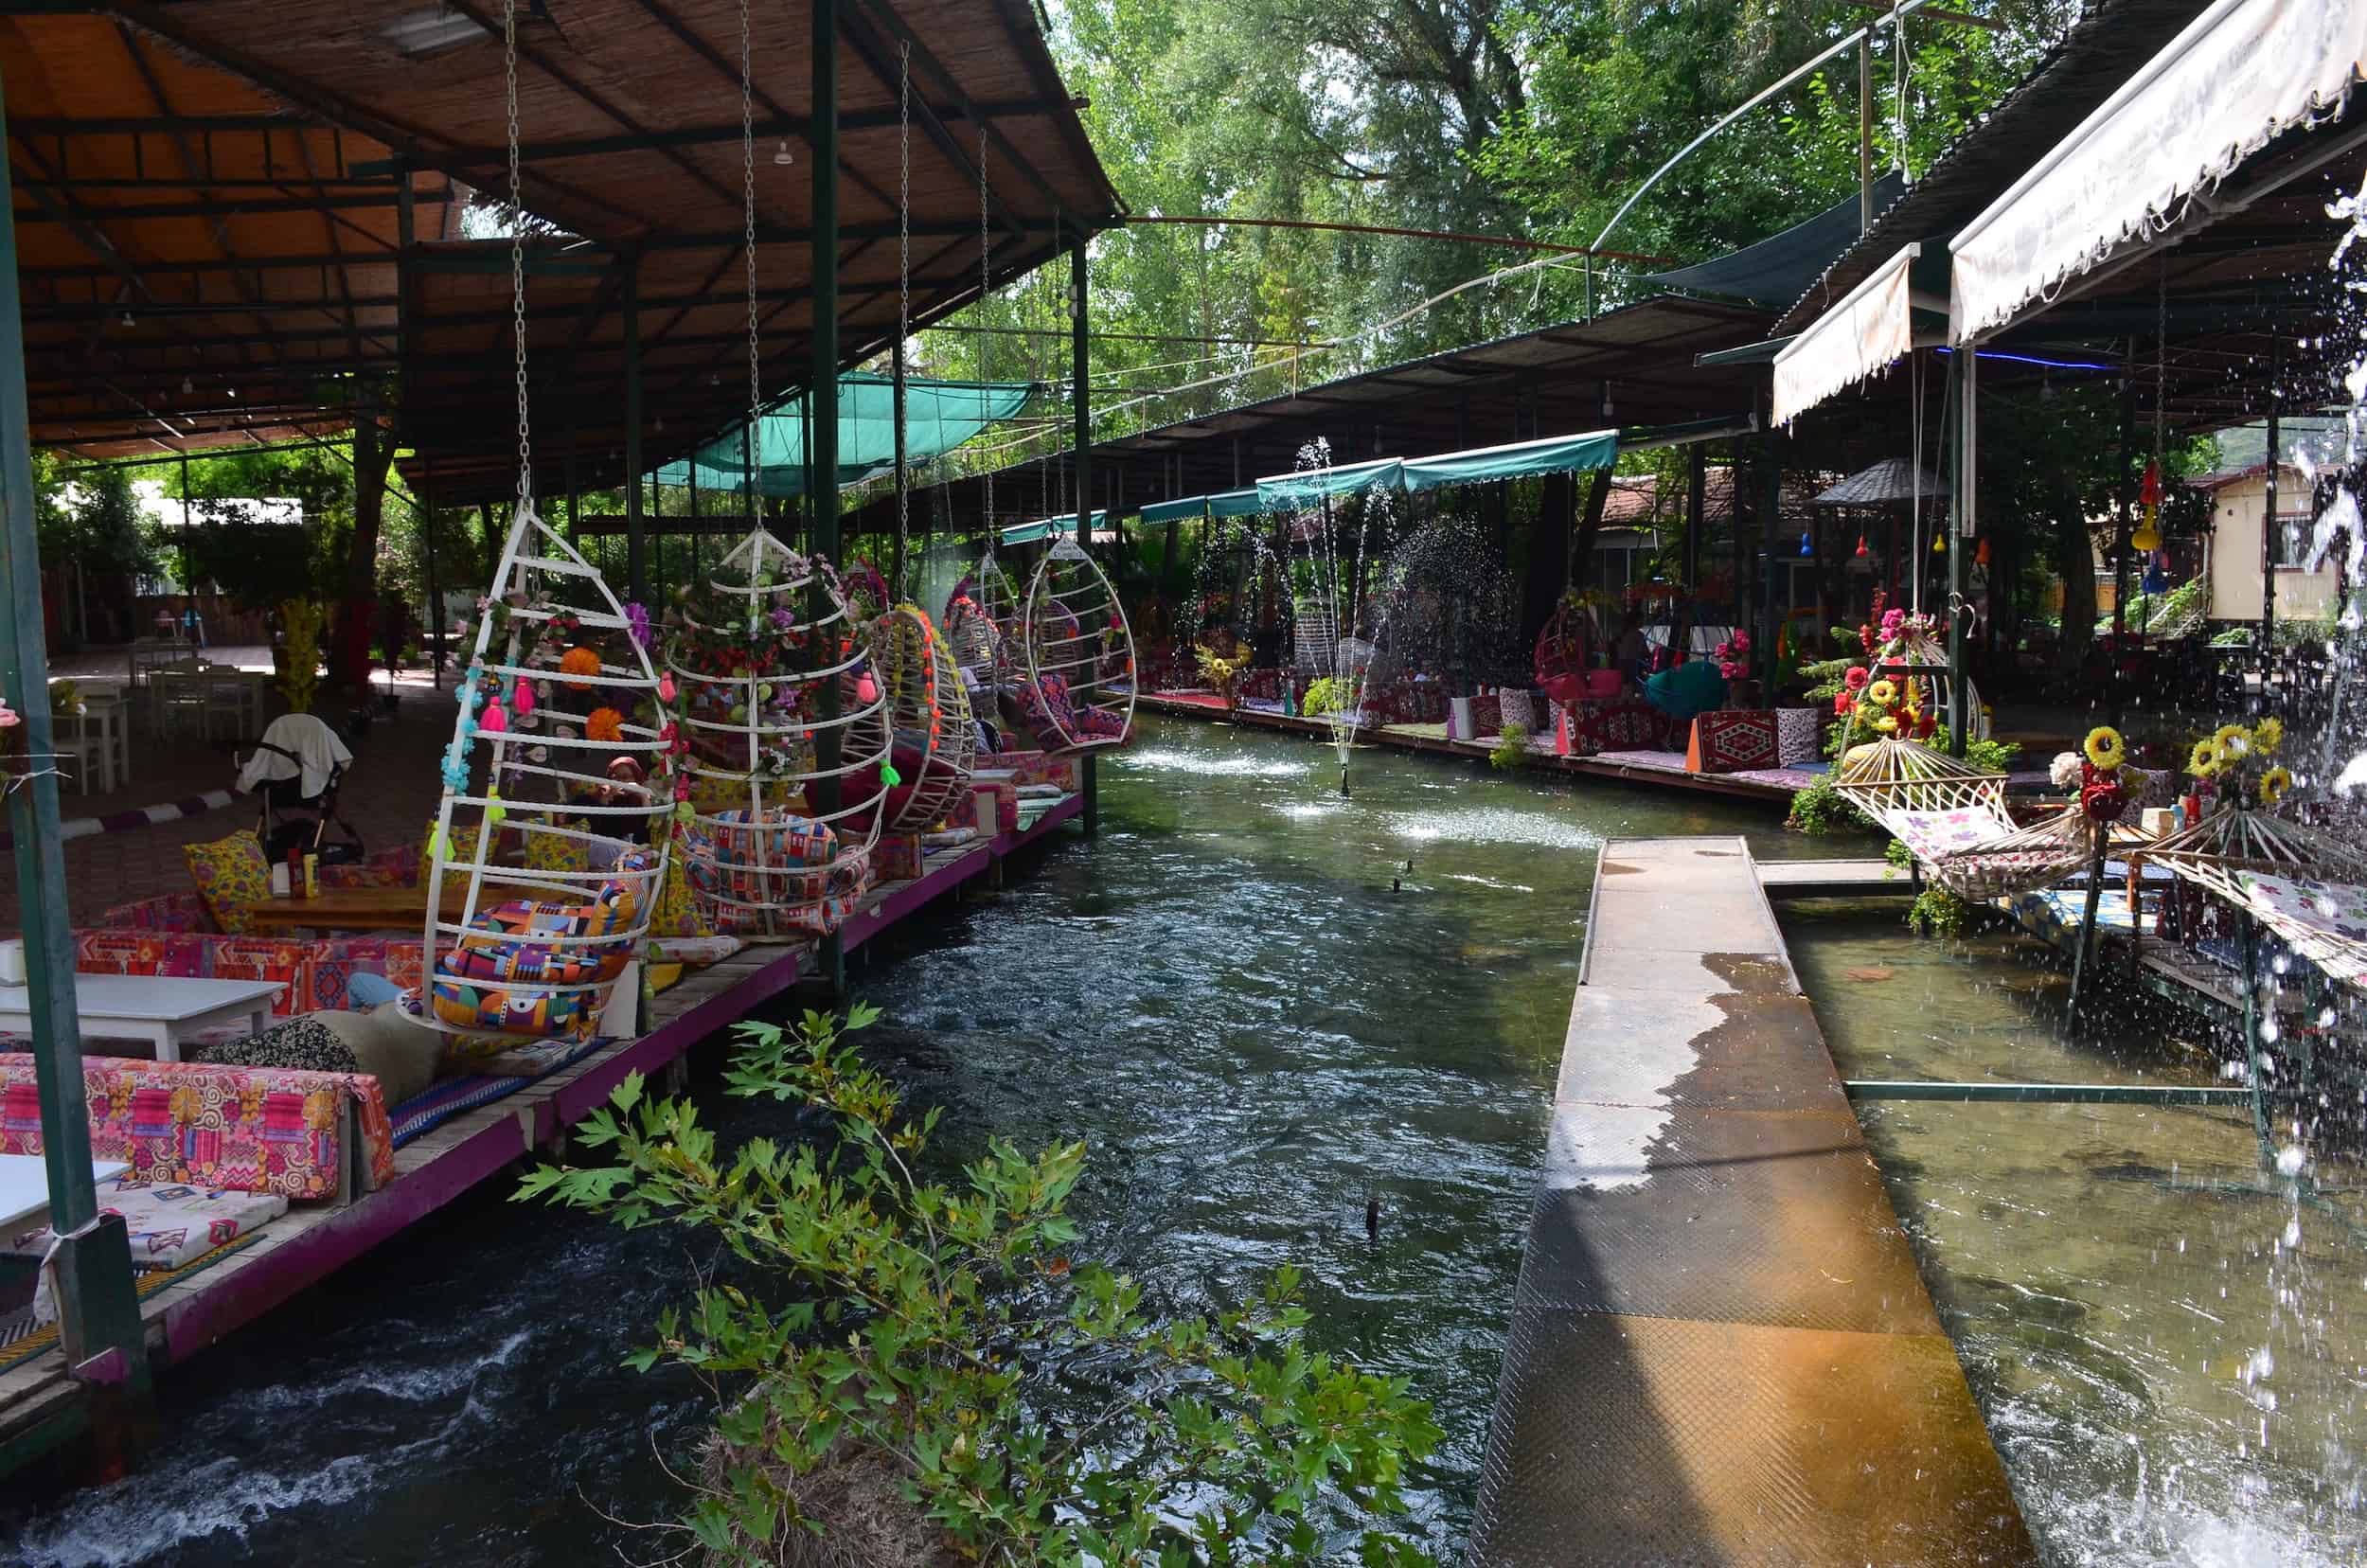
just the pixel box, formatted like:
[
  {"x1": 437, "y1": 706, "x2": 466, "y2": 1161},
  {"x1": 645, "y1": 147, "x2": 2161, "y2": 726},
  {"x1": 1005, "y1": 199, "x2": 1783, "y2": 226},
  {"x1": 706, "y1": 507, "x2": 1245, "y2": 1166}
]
[{"x1": 3, "y1": 717, "x2": 2360, "y2": 1564}]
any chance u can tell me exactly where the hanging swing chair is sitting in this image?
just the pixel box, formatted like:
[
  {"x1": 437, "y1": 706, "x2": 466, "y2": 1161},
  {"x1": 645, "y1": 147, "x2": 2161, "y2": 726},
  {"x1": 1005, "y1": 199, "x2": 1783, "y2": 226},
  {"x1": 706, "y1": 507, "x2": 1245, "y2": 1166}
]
[
  {"x1": 418, "y1": 0, "x2": 667, "y2": 1046},
  {"x1": 420, "y1": 506, "x2": 671, "y2": 1042},
  {"x1": 944, "y1": 552, "x2": 1011, "y2": 682},
  {"x1": 1018, "y1": 533, "x2": 1135, "y2": 751},
  {"x1": 1533, "y1": 594, "x2": 1600, "y2": 706},
  {"x1": 870, "y1": 602, "x2": 978, "y2": 832},
  {"x1": 664, "y1": 530, "x2": 893, "y2": 937}
]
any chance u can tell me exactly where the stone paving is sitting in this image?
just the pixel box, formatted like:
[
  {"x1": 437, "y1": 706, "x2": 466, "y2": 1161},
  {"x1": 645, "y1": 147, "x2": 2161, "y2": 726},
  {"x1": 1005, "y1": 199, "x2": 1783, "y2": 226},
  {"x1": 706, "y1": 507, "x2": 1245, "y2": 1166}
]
[{"x1": 3, "y1": 655, "x2": 455, "y2": 935}]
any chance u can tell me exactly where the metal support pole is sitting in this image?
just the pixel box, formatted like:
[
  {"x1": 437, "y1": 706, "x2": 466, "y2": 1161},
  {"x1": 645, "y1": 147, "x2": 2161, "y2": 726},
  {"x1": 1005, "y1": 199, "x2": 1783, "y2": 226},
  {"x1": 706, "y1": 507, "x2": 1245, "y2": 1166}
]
[
  {"x1": 1859, "y1": 33, "x2": 1874, "y2": 235},
  {"x1": 1948, "y1": 344, "x2": 1975, "y2": 754},
  {"x1": 423, "y1": 458, "x2": 443, "y2": 686},
  {"x1": 2067, "y1": 826, "x2": 2105, "y2": 1014},
  {"x1": 2261, "y1": 393, "x2": 2279, "y2": 701},
  {"x1": 812, "y1": 0, "x2": 845, "y2": 994},
  {"x1": 0, "y1": 67, "x2": 149, "y2": 1399},
  {"x1": 1843, "y1": 1080, "x2": 2254, "y2": 1107},
  {"x1": 623, "y1": 260, "x2": 646, "y2": 603},
  {"x1": 2238, "y1": 907, "x2": 2272, "y2": 1160},
  {"x1": 1072, "y1": 232, "x2": 1097, "y2": 837}
]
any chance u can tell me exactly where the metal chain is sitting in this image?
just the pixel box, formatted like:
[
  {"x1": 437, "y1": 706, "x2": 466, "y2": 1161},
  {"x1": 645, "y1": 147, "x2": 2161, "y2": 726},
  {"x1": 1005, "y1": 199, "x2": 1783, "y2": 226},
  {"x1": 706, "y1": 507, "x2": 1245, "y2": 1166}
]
[
  {"x1": 741, "y1": 0, "x2": 760, "y2": 448},
  {"x1": 980, "y1": 125, "x2": 993, "y2": 563},
  {"x1": 507, "y1": 0, "x2": 530, "y2": 507},
  {"x1": 896, "y1": 40, "x2": 911, "y2": 579},
  {"x1": 2154, "y1": 258, "x2": 2167, "y2": 460}
]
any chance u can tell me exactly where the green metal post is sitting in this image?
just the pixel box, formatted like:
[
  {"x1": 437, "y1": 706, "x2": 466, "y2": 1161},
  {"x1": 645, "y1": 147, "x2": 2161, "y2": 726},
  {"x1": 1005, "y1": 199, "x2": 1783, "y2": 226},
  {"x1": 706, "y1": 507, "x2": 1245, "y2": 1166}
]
[
  {"x1": 812, "y1": 0, "x2": 845, "y2": 994},
  {"x1": 1072, "y1": 235, "x2": 1097, "y2": 836},
  {"x1": 2067, "y1": 826, "x2": 2106, "y2": 1016},
  {"x1": 0, "y1": 67, "x2": 149, "y2": 1394},
  {"x1": 2238, "y1": 908, "x2": 2271, "y2": 1161},
  {"x1": 623, "y1": 261, "x2": 646, "y2": 603},
  {"x1": 423, "y1": 458, "x2": 442, "y2": 686},
  {"x1": 1948, "y1": 346, "x2": 1973, "y2": 755}
]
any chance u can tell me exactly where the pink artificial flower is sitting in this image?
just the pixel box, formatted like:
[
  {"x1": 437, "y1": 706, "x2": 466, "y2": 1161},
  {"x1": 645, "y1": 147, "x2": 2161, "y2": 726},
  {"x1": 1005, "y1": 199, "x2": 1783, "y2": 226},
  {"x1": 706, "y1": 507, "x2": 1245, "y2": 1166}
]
[
  {"x1": 0, "y1": 699, "x2": 17, "y2": 729},
  {"x1": 1844, "y1": 666, "x2": 1870, "y2": 690},
  {"x1": 1730, "y1": 632, "x2": 1751, "y2": 652}
]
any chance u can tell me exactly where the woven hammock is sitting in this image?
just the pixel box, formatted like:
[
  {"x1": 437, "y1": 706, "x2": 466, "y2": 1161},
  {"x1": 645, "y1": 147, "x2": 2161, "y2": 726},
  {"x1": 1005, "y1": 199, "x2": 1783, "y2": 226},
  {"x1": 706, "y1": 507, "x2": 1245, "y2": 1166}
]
[
  {"x1": 1833, "y1": 736, "x2": 2010, "y2": 819},
  {"x1": 2128, "y1": 808, "x2": 2367, "y2": 904},
  {"x1": 1923, "y1": 808, "x2": 2106, "y2": 901},
  {"x1": 871, "y1": 602, "x2": 976, "y2": 832},
  {"x1": 1020, "y1": 535, "x2": 1136, "y2": 752},
  {"x1": 2220, "y1": 869, "x2": 2367, "y2": 990},
  {"x1": 666, "y1": 529, "x2": 892, "y2": 936},
  {"x1": 418, "y1": 499, "x2": 671, "y2": 1041}
]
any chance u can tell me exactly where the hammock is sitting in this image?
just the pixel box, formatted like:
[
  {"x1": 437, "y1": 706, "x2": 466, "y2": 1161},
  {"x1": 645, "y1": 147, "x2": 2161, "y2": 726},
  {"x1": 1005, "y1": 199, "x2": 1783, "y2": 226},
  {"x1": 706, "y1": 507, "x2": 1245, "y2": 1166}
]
[
  {"x1": 2224, "y1": 869, "x2": 2367, "y2": 990},
  {"x1": 2129, "y1": 809, "x2": 2367, "y2": 904},
  {"x1": 1019, "y1": 535, "x2": 1135, "y2": 752}
]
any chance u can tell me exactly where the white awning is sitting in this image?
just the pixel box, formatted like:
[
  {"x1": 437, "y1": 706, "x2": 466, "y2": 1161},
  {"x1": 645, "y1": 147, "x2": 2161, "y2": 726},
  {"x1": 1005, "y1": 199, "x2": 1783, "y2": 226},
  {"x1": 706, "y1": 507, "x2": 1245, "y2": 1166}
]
[
  {"x1": 1771, "y1": 242, "x2": 1920, "y2": 425},
  {"x1": 1950, "y1": 0, "x2": 2367, "y2": 344}
]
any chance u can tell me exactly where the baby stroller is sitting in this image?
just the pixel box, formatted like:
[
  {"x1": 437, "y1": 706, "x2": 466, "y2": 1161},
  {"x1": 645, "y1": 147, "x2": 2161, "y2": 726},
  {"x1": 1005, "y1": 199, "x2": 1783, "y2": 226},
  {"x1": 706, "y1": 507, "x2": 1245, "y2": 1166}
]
[{"x1": 237, "y1": 713, "x2": 365, "y2": 864}]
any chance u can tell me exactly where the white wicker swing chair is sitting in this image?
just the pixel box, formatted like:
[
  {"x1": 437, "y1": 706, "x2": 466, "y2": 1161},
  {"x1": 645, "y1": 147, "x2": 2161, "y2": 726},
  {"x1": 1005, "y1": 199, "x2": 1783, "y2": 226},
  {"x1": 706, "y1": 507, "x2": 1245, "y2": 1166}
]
[
  {"x1": 1018, "y1": 534, "x2": 1136, "y2": 751},
  {"x1": 870, "y1": 602, "x2": 978, "y2": 832},
  {"x1": 418, "y1": 500, "x2": 671, "y2": 1044},
  {"x1": 666, "y1": 528, "x2": 893, "y2": 938}
]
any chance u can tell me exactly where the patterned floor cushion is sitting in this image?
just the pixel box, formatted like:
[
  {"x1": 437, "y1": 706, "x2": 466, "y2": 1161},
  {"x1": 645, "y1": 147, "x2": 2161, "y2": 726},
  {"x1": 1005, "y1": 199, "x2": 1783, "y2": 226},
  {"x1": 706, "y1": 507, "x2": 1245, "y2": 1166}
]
[
  {"x1": 182, "y1": 830, "x2": 273, "y2": 935},
  {"x1": 5, "y1": 1173, "x2": 286, "y2": 1271},
  {"x1": 1775, "y1": 707, "x2": 1824, "y2": 766},
  {"x1": 194, "y1": 1015, "x2": 362, "y2": 1075},
  {"x1": 1688, "y1": 710, "x2": 1780, "y2": 774}
]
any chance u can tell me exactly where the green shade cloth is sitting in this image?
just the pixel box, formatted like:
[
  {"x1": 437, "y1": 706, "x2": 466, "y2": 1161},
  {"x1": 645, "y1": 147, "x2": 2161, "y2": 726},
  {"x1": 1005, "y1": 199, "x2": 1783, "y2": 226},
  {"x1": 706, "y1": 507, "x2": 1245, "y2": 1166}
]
[
  {"x1": 1644, "y1": 659, "x2": 1729, "y2": 724},
  {"x1": 1139, "y1": 487, "x2": 1262, "y2": 524},
  {"x1": 1402, "y1": 429, "x2": 1617, "y2": 492},
  {"x1": 1255, "y1": 458, "x2": 1406, "y2": 510},
  {"x1": 654, "y1": 372, "x2": 1035, "y2": 498},
  {"x1": 1001, "y1": 510, "x2": 1107, "y2": 546}
]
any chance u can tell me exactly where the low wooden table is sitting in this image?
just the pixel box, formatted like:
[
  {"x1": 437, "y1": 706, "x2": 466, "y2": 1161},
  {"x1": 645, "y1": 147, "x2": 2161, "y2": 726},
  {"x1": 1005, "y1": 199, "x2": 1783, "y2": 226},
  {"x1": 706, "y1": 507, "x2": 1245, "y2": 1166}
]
[
  {"x1": 243, "y1": 881, "x2": 546, "y2": 935},
  {"x1": 0, "y1": 975, "x2": 286, "y2": 1063},
  {"x1": 0, "y1": 1154, "x2": 131, "y2": 1234}
]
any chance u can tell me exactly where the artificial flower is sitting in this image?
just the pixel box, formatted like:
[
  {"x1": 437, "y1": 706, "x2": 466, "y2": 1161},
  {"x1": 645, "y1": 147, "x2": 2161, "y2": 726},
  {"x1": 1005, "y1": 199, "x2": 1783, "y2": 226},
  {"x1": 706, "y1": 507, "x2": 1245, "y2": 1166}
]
[
  {"x1": 2187, "y1": 738, "x2": 2222, "y2": 777},
  {"x1": 2260, "y1": 764, "x2": 2293, "y2": 805},
  {"x1": 0, "y1": 699, "x2": 17, "y2": 729},
  {"x1": 1844, "y1": 666, "x2": 1869, "y2": 691},
  {"x1": 1865, "y1": 679, "x2": 1898, "y2": 707},
  {"x1": 559, "y1": 647, "x2": 603, "y2": 689},
  {"x1": 2252, "y1": 716, "x2": 2284, "y2": 756},
  {"x1": 623, "y1": 602, "x2": 651, "y2": 650},
  {"x1": 2212, "y1": 723, "x2": 2253, "y2": 763},
  {"x1": 2083, "y1": 725, "x2": 2125, "y2": 772},
  {"x1": 1832, "y1": 689, "x2": 1853, "y2": 717},
  {"x1": 1872, "y1": 713, "x2": 1899, "y2": 735},
  {"x1": 584, "y1": 707, "x2": 625, "y2": 743},
  {"x1": 2049, "y1": 751, "x2": 2084, "y2": 791}
]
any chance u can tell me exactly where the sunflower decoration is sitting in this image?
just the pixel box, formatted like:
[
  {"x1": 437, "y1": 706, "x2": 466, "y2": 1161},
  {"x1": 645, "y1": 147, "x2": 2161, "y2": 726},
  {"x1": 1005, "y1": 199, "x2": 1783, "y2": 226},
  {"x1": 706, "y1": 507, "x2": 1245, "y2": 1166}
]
[
  {"x1": 2187, "y1": 737, "x2": 2222, "y2": 778},
  {"x1": 2084, "y1": 725, "x2": 2125, "y2": 772},
  {"x1": 1865, "y1": 678, "x2": 1898, "y2": 707},
  {"x1": 2260, "y1": 764, "x2": 2293, "y2": 806},
  {"x1": 2211, "y1": 722, "x2": 2253, "y2": 767},
  {"x1": 2252, "y1": 716, "x2": 2284, "y2": 756}
]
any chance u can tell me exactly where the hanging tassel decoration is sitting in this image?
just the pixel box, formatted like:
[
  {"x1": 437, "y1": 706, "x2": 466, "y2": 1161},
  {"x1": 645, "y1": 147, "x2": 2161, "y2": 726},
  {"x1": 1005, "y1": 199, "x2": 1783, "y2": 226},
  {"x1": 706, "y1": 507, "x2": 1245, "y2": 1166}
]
[
  {"x1": 881, "y1": 761, "x2": 902, "y2": 788},
  {"x1": 480, "y1": 702, "x2": 509, "y2": 735}
]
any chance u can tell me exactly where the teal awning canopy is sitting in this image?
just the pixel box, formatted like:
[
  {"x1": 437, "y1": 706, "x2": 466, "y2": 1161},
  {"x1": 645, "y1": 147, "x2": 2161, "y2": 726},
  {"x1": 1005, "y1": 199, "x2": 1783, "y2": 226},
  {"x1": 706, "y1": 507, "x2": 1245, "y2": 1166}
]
[
  {"x1": 1255, "y1": 457, "x2": 1406, "y2": 510},
  {"x1": 654, "y1": 372, "x2": 1035, "y2": 498},
  {"x1": 1402, "y1": 428, "x2": 1617, "y2": 492},
  {"x1": 1140, "y1": 487, "x2": 1261, "y2": 524},
  {"x1": 1001, "y1": 509, "x2": 1107, "y2": 546}
]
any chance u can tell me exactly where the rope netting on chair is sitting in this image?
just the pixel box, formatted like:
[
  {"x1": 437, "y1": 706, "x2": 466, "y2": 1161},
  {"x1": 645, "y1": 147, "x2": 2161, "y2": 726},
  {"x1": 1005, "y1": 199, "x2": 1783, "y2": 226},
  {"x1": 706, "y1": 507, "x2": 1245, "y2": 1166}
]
[
  {"x1": 1019, "y1": 534, "x2": 1135, "y2": 752},
  {"x1": 871, "y1": 603, "x2": 977, "y2": 832},
  {"x1": 1533, "y1": 597, "x2": 1594, "y2": 706},
  {"x1": 1923, "y1": 808, "x2": 2107, "y2": 902},
  {"x1": 663, "y1": 529, "x2": 892, "y2": 937},
  {"x1": 419, "y1": 502, "x2": 671, "y2": 1042},
  {"x1": 944, "y1": 550, "x2": 1015, "y2": 684}
]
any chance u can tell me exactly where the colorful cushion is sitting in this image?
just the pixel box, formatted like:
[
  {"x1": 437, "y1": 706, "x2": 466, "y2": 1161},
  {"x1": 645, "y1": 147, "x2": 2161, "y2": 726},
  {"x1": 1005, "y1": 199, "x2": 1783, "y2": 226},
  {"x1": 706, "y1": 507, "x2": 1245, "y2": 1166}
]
[
  {"x1": 646, "y1": 833, "x2": 714, "y2": 939},
  {"x1": 5, "y1": 1173, "x2": 287, "y2": 1270},
  {"x1": 427, "y1": 854, "x2": 651, "y2": 1040},
  {"x1": 1775, "y1": 707, "x2": 1824, "y2": 766},
  {"x1": 98, "y1": 891, "x2": 215, "y2": 933},
  {"x1": 182, "y1": 830, "x2": 272, "y2": 936},
  {"x1": 0, "y1": 1053, "x2": 393, "y2": 1201},
  {"x1": 317, "y1": 844, "x2": 420, "y2": 890},
  {"x1": 1687, "y1": 710, "x2": 1780, "y2": 775},
  {"x1": 521, "y1": 826, "x2": 593, "y2": 878}
]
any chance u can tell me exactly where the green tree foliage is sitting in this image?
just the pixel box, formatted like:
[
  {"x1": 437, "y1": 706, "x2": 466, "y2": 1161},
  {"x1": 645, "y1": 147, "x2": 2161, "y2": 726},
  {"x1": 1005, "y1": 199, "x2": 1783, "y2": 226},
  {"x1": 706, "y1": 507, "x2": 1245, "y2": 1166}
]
[{"x1": 519, "y1": 1005, "x2": 1442, "y2": 1566}]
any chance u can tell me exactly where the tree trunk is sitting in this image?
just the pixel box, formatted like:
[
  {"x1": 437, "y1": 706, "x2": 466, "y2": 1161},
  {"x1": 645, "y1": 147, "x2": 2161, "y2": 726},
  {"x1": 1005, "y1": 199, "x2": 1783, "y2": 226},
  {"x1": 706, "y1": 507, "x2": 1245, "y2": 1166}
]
[
  {"x1": 335, "y1": 394, "x2": 395, "y2": 691},
  {"x1": 1569, "y1": 467, "x2": 1614, "y2": 591},
  {"x1": 2055, "y1": 504, "x2": 2096, "y2": 677}
]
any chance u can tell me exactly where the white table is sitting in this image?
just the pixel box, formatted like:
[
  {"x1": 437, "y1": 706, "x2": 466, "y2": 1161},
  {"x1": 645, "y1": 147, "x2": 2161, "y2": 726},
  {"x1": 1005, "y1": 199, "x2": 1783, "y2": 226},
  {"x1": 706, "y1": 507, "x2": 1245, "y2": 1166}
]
[
  {"x1": 0, "y1": 1154, "x2": 131, "y2": 1235},
  {"x1": 0, "y1": 976, "x2": 284, "y2": 1063}
]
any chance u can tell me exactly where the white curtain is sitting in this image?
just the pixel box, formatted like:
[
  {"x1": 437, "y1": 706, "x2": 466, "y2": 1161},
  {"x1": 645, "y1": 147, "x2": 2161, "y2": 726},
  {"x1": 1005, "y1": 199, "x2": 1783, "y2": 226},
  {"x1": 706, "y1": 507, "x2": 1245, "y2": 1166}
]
[
  {"x1": 1951, "y1": 0, "x2": 2367, "y2": 344},
  {"x1": 1771, "y1": 242, "x2": 1920, "y2": 425}
]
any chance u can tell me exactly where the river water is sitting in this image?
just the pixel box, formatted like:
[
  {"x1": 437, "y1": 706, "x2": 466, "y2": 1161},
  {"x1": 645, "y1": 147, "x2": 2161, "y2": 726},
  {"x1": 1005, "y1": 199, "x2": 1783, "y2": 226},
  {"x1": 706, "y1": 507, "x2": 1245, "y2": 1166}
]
[{"x1": 3, "y1": 716, "x2": 2358, "y2": 1564}]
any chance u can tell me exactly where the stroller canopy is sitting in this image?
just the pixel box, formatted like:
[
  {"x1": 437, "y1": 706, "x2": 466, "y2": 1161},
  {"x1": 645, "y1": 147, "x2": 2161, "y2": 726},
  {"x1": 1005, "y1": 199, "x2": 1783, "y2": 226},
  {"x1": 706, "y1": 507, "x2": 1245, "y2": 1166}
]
[{"x1": 239, "y1": 713, "x2": 352, "y2": 800}]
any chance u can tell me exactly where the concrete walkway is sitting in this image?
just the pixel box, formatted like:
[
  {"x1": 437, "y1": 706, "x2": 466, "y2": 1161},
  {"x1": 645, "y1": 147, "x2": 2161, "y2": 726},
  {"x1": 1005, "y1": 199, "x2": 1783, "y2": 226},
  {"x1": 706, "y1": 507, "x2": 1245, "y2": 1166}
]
[{"x1": 1468, "y1": 836, "x2": 2036, "y2": 1566}]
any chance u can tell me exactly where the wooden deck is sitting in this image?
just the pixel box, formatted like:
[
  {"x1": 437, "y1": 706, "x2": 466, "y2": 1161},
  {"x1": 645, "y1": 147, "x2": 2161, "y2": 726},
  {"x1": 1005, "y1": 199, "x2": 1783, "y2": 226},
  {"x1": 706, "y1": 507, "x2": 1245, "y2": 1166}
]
[
  {"x1": 0, "y1": 793, "x2": 1085, "y2": 1473},
  {"x1": 1468, "y1": 837, "x2": 2034, "y2": 1565}
]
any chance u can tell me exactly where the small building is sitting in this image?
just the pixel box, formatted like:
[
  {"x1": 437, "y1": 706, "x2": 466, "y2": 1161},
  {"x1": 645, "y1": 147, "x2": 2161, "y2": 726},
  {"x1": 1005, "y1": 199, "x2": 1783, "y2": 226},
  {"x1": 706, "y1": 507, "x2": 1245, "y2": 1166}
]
[{"x1": 2192, "y1": 462, "x2": 2336, "y2": 625}]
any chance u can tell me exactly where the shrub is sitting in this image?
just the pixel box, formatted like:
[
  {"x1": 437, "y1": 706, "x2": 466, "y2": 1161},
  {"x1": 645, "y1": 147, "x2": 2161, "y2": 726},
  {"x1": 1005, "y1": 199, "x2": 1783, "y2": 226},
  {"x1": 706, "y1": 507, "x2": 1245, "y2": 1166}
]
[
  {"x1": 1490, "y1": 722, "x2": 1530, "y2": 771},
  {"x1": 1907, "y1": 886, "x2": 1971, "y2": 938},
  {"x1": 519, "y1": 1006, "x2": 1442, "y2": 1567},
  {"x1": 1786, "y1": 775, "x2": 1871, "y2": 836}
]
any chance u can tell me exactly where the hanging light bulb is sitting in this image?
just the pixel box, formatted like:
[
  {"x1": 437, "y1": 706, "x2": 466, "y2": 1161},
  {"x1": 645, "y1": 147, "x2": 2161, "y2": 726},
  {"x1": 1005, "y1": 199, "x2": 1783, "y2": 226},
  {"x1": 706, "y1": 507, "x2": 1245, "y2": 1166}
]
[
  {"x1": 773, "y1": 139, "x2": 794, "y2": 167},
  {"x1": 1854, "y1": 535, "x2": 1869, "y2": 559},
  {"x1": 1931, "y1": 531, "x2": 1946, "y2": 555}
]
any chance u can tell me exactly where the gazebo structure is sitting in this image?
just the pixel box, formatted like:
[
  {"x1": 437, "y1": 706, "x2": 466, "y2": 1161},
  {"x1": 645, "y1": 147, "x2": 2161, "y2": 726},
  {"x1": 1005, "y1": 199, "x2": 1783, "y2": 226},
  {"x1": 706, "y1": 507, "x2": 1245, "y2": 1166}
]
[{"x1": 0, "y1": 0, "x2": 1119, "y2": 1434}]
